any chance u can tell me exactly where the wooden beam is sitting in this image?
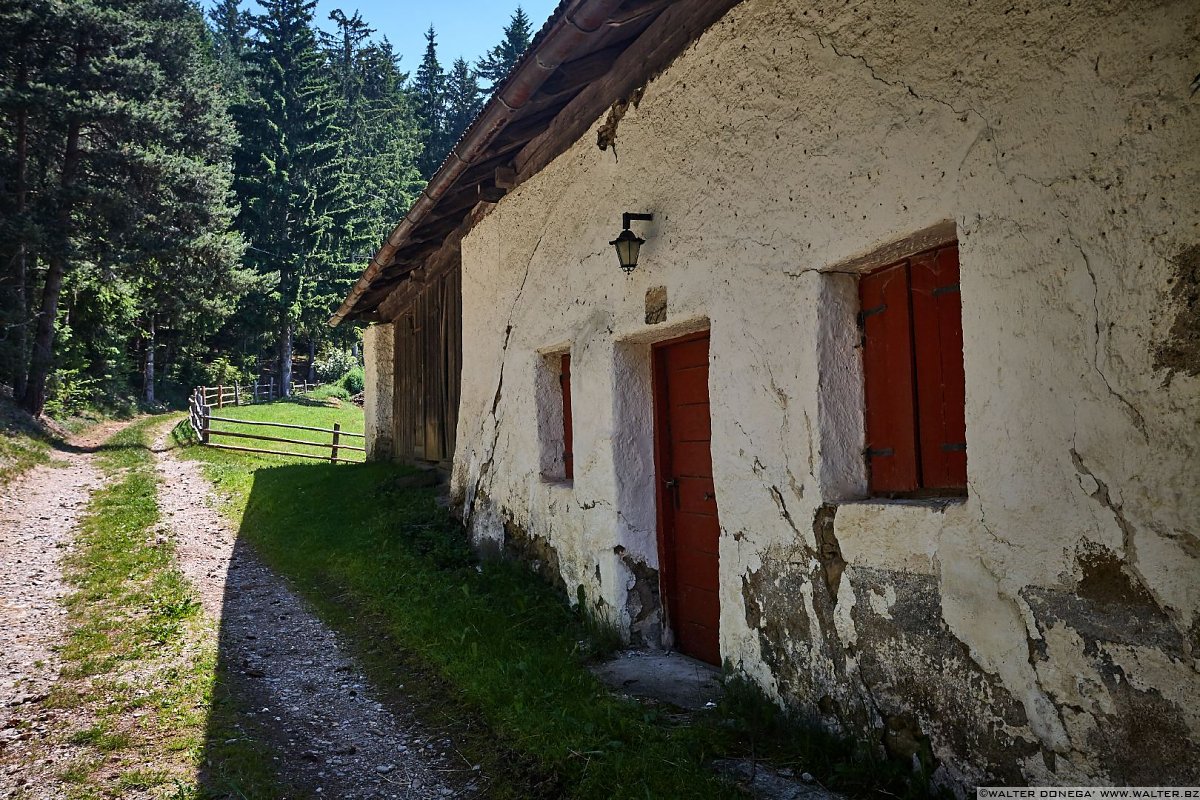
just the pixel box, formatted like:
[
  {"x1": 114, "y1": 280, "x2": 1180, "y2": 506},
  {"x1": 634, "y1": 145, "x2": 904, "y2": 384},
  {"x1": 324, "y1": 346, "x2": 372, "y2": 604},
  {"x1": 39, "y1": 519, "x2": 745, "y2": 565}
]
[
  {"x1": 389, "y1": 240, "x2": 441, "y2": 266},
  {"x1": 825, "y1": 220, "x2": 958, "y2": 275},
  {"x1": 455, "y1": 148, "x2": 534, "y2": 188},
  {"x1": 494, "y1": 165, "x2": 517, "y2": 189},
  {"x1": 478, "y1": 184, "x2": 507, "y2": 203},
  {"x1": 608, "y1": 0, "x2": 675, "y2": 26},
  {"x1": 537, "y1": 42, "x2": 630, "y2": 97},
  {"x1": 488, "y1": 105, "x2": 564, "y2": 149},
  {"x1": 404, "y1": 214, "x2": 464, "y2": 247}
]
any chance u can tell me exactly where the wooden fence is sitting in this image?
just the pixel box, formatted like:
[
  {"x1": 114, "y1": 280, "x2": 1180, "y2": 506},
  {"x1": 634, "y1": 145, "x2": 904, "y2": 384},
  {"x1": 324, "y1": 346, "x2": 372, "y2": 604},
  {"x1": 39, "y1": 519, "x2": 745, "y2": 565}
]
[
  {"x1": 199, "y1": 380, "x2": 316, "y2": 408},
  {"x1": 188, "y1": 387, "x2": 365, "y2": 464}
]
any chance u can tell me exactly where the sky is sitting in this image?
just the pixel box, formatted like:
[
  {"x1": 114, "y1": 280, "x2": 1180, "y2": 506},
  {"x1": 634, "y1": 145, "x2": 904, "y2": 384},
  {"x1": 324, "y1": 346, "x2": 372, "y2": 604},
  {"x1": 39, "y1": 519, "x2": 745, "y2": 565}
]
[{"x1": 210, "y1": 1, "x2": 561, "y2": 72}]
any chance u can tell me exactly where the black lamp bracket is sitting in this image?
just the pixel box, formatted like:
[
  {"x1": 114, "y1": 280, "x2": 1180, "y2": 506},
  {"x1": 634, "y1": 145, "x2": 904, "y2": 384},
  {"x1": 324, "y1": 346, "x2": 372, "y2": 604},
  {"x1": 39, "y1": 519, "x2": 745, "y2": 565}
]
[{"x1": 621, "y1": 212, "x2": 654, "y2": 229}]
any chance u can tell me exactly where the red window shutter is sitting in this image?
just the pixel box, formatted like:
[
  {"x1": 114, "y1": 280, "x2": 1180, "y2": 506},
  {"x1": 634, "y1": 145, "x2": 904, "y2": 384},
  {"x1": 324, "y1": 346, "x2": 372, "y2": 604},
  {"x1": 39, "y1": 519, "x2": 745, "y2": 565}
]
[
  {"x1": 560, "y1": 354, "x2": 574, "y2": 480},
  {"x1": 909, "y1": 245, "x2": 967, "y2": 490},
  {"x1": 859, "y1": 263, "x2": 920, "y2": 493}
]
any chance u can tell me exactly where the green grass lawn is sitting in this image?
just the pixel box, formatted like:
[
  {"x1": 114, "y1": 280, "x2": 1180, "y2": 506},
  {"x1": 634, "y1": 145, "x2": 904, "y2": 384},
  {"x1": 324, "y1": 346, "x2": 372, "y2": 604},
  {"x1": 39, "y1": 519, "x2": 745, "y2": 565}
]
[
  {"x1": 179, "y1": 398, "x2": 926, "y2": 800},
  {"x1": 197, "y1": 395, "x2": 364, "y2": 463}
]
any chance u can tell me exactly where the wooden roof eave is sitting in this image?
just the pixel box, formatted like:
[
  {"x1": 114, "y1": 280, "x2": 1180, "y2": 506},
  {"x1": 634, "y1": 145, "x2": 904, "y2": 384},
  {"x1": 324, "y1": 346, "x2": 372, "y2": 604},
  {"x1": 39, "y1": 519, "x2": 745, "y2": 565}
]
[
  {"x1": 331, "y1": 0, "x2": 745, "y2": 326},
  {"x1": 330, "y1": 0, "x2": 629, "y2": 327}
]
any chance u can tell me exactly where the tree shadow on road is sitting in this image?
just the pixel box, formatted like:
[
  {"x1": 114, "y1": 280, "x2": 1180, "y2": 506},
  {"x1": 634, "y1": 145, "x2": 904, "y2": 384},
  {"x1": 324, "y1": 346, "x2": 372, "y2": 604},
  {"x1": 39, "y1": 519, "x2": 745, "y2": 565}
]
[{"x1": 190, "y1": 461, "x2": 544, "y2": 799}]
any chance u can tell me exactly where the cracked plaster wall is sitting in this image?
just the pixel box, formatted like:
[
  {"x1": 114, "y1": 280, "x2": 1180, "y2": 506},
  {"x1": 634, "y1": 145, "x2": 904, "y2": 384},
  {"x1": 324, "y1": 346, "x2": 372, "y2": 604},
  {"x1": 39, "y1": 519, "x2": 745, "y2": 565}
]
[{"x1": 445, "y1": 0, "x2": 1200, "y2": 790}]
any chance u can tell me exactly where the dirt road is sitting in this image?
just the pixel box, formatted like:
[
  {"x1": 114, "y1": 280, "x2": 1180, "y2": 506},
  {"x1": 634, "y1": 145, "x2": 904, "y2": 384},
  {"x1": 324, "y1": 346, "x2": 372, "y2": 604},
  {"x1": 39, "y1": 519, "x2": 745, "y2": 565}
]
[{"x1": 0, "y1": 419, "x2": 468, "y2": 799}]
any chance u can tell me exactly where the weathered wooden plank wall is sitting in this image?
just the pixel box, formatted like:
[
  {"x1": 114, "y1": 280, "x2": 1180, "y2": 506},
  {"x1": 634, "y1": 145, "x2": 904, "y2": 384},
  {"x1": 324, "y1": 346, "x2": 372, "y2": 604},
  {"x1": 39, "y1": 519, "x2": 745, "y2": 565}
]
[{"x1": 391, "y1": 263, "x2": 461, "y2": 465}]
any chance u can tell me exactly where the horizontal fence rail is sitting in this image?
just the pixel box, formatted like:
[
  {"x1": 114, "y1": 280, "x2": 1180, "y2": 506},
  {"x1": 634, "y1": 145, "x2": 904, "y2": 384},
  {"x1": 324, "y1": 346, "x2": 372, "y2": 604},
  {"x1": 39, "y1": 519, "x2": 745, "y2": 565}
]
[
  {"x1": 189, "y1": 387, "x2": 364, "y2": 464},
  {"x1": 199, "y1": 380, "x2": 316, "y2": 409}
]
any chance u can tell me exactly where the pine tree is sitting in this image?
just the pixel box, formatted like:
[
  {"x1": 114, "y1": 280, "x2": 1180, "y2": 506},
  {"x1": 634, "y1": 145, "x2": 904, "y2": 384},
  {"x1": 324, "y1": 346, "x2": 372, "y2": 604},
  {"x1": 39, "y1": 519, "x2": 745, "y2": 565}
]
[
  {"x1": 1, "y1": 0, "x2": 245, "y2": 413},
  {"x1": 128, "y1": 0, "x2": 246, "y2": 404},
  {"x1": 444, "y1": 57, "x2": 482, "y2": 147},
  {"x1": 413, "y1": 25, "x2": 447, "y2": 178},
  {"x1": 0, "y1": 0, "x2": 54, "y2": 398},
  {"x1": 233, "y1": 0, "x2": 350, "y2": 395},
  {"x1": 11, "y1": 0, "x2": 106, "y2": 414},
  {"x1": 475, "y1": 6, "x2": 532, "y2": 94}
]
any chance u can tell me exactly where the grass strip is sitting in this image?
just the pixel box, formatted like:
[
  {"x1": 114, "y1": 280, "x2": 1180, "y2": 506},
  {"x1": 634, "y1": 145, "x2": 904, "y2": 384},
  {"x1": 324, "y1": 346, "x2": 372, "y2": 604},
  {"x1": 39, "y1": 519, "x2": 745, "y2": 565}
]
[{"x1": 183, "y1": 401, "x2": 929, "y2": 800}]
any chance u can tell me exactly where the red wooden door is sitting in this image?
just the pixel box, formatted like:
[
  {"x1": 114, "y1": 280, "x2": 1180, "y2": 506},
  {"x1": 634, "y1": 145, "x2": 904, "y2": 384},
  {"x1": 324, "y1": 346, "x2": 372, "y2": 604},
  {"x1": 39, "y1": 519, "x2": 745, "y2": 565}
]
[
  {"x1": 653, "y1": 332, "x2": 721, "y2": 665},
  {"x1": 560, "y1": 354, "x2": 574, "y2": 480}
]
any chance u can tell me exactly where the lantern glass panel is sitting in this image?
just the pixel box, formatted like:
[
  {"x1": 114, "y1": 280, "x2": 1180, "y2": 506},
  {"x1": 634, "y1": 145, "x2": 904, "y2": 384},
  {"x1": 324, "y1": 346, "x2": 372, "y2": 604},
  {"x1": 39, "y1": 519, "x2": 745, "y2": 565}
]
[{"x1": 611, "y1": 230, "x2": 643, "y2": 271}]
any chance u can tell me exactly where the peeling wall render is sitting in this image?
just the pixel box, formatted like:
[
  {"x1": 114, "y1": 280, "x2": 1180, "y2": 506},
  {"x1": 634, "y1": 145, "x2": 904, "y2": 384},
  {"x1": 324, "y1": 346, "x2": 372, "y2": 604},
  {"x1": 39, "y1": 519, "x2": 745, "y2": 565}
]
[{"x1": 440, "y1": 0, "x2": 1200, "y2": 790}]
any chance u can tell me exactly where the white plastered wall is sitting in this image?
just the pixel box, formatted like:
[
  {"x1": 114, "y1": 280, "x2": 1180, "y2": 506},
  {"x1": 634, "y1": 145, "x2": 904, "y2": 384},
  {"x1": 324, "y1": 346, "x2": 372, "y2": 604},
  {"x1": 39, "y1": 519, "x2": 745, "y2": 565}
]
[
  {"x1": 362, "y1": 323, "x2": 394, "y2": 461},
  {"x1": 449, "y1": 0, "x2": 1200, "y2": 789}
]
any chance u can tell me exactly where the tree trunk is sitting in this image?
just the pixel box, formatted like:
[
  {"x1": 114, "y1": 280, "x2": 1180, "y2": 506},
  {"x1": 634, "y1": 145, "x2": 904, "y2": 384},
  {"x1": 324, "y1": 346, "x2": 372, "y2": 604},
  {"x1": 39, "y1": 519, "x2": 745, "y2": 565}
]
[
  {"x1": 158, "y1": 334, "x2": 174, "y2": 395},
  {"x1": 279, "y1": 320, "x2": 293, "y2": 397},
  {"x1": 307, "y1": 338, "x2": 316, "y2": 382},
  {"x1": 11, "y1": 58, "x2": 30, "y2": 399},
  {"x1": 22, "y1": 249, "x2": 67, "y2": 416},
  {"x1": 22, "y1": 46, "x2": 86, "y2": 417},
  {"x1": 13, "y1": 252, "x2": 29, "y2": 400},
  {"x1": 143, "y1": 314, "x2": 155, "y2": 405}
]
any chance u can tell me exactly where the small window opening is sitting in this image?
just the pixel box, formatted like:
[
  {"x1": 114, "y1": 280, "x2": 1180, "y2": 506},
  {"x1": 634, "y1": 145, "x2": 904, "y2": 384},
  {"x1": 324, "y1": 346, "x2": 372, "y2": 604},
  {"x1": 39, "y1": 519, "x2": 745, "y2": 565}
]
[
  {"x1": 537, "y1": 349, "x2": 574, "y2": 482},
  {"x1": 858, "y1": 243, "x2": 966, "y2": 497}
]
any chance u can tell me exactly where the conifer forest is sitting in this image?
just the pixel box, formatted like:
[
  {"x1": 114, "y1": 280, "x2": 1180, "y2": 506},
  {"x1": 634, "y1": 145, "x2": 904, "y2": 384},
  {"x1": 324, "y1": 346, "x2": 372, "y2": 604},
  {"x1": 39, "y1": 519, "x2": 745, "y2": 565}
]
[{"x1": 0, "y1": 0, "x2": 534, "y2": 416}]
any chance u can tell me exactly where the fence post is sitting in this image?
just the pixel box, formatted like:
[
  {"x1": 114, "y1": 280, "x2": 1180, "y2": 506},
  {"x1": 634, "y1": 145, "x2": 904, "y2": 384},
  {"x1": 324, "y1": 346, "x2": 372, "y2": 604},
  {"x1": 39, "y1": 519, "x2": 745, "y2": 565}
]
[
  {"x1": 330, "y1": 423, "x2": 340, "y2": 464},
  {"x1": 234, "y1": 383, "x2": 241, "y2": 406},
  {"x1": 199, "y1": 389, "x2": 210, "y2": 444},
  {"x1": 269, "y1": 377, "x2": 275, "y2": 401}
]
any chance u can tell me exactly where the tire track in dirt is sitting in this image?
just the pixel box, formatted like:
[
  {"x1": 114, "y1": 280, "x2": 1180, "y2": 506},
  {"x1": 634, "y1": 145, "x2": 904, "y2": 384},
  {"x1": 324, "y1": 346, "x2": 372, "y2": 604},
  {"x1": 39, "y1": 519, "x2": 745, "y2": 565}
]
[{"x1": 0, "y1": 420, "x2": 130, "y2": 796}]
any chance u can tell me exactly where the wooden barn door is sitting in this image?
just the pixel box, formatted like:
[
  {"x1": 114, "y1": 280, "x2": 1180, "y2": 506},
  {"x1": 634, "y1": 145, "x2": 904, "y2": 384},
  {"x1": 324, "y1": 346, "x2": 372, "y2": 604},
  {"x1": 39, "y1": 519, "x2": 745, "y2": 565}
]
[{"x1": 653, "y1": 331, "x2": 721, "y2": 665}]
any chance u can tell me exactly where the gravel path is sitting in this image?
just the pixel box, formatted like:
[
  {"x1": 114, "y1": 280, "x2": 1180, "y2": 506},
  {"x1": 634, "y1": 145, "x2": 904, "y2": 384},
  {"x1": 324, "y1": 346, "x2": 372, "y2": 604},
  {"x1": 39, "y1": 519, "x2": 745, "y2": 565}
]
[
  {"x1": 0, "y1": 421, "x2": 128, "y2": 796},
  {"x1": 1, "y1": 419, "x2": 476, "y2": 799},
  {"x1": 154, "y1": 425, "x2": 471, "y2": 799}
]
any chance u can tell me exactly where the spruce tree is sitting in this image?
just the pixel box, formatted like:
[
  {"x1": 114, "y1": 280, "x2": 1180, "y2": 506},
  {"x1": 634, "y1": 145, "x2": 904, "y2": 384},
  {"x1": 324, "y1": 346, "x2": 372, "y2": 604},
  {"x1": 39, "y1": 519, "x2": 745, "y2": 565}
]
[
  {"x1": 233, "y1": 0, "x2": 349, "y2": 395},
  {"x1": 475, "y1": 6, "x2": 532, "y2": 94},
  {"x1": 357, "y1": 37, "x2": 423, "y2": 236},
  {"x1": 208, "y1": 0, "x2": 252, "y2": 100},
  {"x1": 128, "y1": 0, "x2": 246, "y2": 403},
  {"x1": 444, "y1": 57, "x2": 482, "y2": 147},
  {"x1": 413, "y1": 25, "x2": 447, "y2": 178}
]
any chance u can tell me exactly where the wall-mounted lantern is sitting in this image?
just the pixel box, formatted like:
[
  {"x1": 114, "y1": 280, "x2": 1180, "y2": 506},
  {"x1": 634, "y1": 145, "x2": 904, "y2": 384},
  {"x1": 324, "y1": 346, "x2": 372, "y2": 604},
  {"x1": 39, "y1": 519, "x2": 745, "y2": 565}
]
[{"x1": 610, "y1": 212, "x2": 654, "y2": 273}]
